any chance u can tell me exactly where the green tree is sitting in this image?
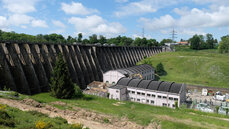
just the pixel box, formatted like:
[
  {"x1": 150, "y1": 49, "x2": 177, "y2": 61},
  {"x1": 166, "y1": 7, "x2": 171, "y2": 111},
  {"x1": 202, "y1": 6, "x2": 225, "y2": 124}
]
[
  {"x1": 156, "y1": 62, "x2": 166, "y2": 76},
  {"x1": 206, "y1": 33, "x2": 214, "y2": 49},
  {"x1": 82, "y1": 39, "x2": 90, "y2": 44},
  {"x1": 160, "y1": 39, "x2": 173, "y2": 46},
  {"x1": 78, "y1": 33, "x2": 83, "y2": 43},
  {"x1": 89, "y1": 34, "x2": 98, "y2": 44},
  {"x1": 99, "y1": 35, "x2": 107, "y2": 44},
  {"x1": 218, "y1": 36, "x2": 229, "y2": 53},
  {"x1": 190, "y1": 35, "x2": 201, "y2": 50},
  {"x1": 49, "y1": 54, "x2": 75, "y2": 99}
]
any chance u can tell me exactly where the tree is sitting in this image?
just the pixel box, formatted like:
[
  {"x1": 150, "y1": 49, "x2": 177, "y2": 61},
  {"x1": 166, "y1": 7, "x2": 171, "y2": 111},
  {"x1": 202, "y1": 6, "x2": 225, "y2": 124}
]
[
  {"x1": 89, "y1": 34, "x2": 98, "y2": 44},
  {"x1": 99, "y1": 35, "x2": 107, "y2": 44},
  {"x1": 77, "y1": 33, "x2": 82, "y2": 42},
  {"x1": 49, "y1": 54, "x2": 75, "y2": 99},
  {"x1": 218, "y1": 36, "x2": 229, "y2": 53},
  {"x1": 156, "y1": 62, "x2": 166, "y2": 76},
  {"x1": 206, "y1": 33, "x2": 214, "y2": 49},
  {"x1": 189, "y1": 35, "x2": 201, "y2": 50},
  {"x1": 160, "y1": 39, "x2": 173, "y2": 46}
]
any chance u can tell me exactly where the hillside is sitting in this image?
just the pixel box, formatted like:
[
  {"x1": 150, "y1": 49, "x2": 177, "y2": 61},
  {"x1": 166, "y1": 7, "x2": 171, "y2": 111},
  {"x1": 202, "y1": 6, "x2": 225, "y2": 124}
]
[
  {"x1": 138, "y1": 47, "x2": 229, "y2": 88},
  {"x1": 1, "y1": 93, "x2": 229, "y2": 129}
]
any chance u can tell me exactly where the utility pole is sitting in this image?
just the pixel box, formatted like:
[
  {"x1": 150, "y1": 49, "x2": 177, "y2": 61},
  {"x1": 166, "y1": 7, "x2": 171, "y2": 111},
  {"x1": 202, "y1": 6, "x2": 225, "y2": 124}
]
[{"x1": 170, "y1": 28, "x2": 177, "y2": 42}]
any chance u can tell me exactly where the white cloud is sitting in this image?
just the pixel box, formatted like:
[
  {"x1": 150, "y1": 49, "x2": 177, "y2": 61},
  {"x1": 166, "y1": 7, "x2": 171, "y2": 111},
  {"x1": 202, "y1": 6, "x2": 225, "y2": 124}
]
[
  {"x1": 68, "y1": 15, "x2": 126, "y2": 37},
  {"x1": 140, "y1": 6, "x2": 229, "y2": 31},
  {"x1": 8, "y1": 14, "x2": 33, "y2": 26},
  {"x1": 114, "y1": 0, "x2": 180, "y2": 17},
  {"x1": 1, "y1": 0, "x2": 39, "y2": 14},
  {"x1": 61, "y1": 2, "x2": 99, "y2": 15},
  {"x1": 0, "y1": 16, "x2": 9, "y2": 31},
  {"x1": 115, "y1": 0, "x2": 128, "y2": 3},
  {"x1": 31, "y1": 20, "x2": 48, "y2": 28},
  {"x1": 52, "y1": 20, "x2": 66, "y2": 28}
]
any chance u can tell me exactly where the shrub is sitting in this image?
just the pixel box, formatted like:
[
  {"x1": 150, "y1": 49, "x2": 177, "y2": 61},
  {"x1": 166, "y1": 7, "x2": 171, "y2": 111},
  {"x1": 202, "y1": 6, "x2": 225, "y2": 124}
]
[
  {"x1": 49, "y1": 54, "x2": 75, "y2": 99},
  {"x1": 175, "y1": 101, "x2": 179, "y2": 110},
  {"x1": 0, "y1": 109, "x2": 15, "y2": 127},
  {"x1": 73, "y1": 84, "x2": 83, "y2": 98},
  {"x1": 103, "y1": 118, "x2": 109, "y2": 123},
  {"x1": 69, "y1": 123, "x2": 83, "y2": 129},
  {"x1": 215, "y1": 106, "x2": 220, "y2": 114},
  {"x1": 156, "y1": 62, "x2": 166, "y2": 76},
  {"x1": 35, "y1": 120, "x2": 52, "y2": 129}
]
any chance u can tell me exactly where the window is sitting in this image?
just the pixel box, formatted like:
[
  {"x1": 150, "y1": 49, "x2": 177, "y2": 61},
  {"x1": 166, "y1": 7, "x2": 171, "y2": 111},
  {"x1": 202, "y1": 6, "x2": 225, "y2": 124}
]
[
  {"x1": 163, "y1": 96, "x2": 167, "y2": 99},
  {"x1": 106, "y1": 81, "x2": 109, "y2": 84},
  {"x1": 112, "y1": 82, "x2": 115, "y2": 85},
  {"x1": 169, "y1": 97, "x2": 173, "y2": 100},
  {"x1": 162, "y1": 103, "x2": 167, "y2": 106},
  {"x1": 128, "y1": 90, "x2": 131, "y2": 93},
  {"x1": 142, "y1": 93, "x2": 145, "y2": 96},
  {"x1": 146, "y1": 99, "x2": 149, "y2": 103},
  {"x1": 158, "y1": 95, "x2": 162, "y2": 98},
  {"x1": 132, "y1": 91, "x2": 135, "y2": 94},
  {"x1": 152, "y1": 94, "x2": 155, "y2": 97},
  {"x1": 137, "y1": 99, "x2": 140, "y2": 102},
  {"x1": 137, "y1": 92, "x2": 140, "y2": 95},
  {"x1": 116, "y1": 90, "x2": 119, "y2": 93},
  {"x1": 172, "y1": 104, "x2": 175, "y2": 108},
  {"x1": 174, "y1": 98, "x2": 178, "y2": 101},
  {"x1": 151, "y1": 100, "x2": 154, "y2": 104},
  {"x1": 147, "y1": 94, "x2": 151, "y2": 97}
]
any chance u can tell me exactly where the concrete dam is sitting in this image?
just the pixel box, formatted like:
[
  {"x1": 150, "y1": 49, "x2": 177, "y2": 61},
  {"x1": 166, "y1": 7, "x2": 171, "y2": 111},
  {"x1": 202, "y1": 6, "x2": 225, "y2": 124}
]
[{"x1": 0, "y1": 42, "x2": 163, "y2": 94}]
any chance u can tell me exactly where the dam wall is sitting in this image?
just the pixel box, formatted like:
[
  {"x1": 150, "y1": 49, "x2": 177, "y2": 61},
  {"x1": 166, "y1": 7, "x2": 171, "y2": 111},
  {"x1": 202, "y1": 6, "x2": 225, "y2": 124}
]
[{"x1": 0, "y1": 42, "x2": 163, "y2": 94}]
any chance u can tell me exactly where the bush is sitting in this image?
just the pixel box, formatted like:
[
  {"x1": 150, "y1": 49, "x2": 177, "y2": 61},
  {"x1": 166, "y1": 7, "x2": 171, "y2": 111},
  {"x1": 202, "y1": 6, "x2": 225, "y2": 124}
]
[
  {"x1": 73, "y1": 84, "x2": 83, "y2": 98},
  {"x1": 103, "y1": 118, "x2": 109, "y2": 123},
  {"x1": 175, "y1": 101, "x2": 179, "y2": 110},
  {"x1": 69, "y1": 123, "x2": 83, "y2": 129},
  {"x1": 0, "y1": 110, "x2": 15, "y2": 127},
  {"x1": 49, "y1": 54, "x2": 75, "y2": 99},
  {"x1": 156, "y1": 62, "x2": 166, "y2": 76},
  {"x1": 35, "y1": 120, "x2": 53, "y2": 129}
]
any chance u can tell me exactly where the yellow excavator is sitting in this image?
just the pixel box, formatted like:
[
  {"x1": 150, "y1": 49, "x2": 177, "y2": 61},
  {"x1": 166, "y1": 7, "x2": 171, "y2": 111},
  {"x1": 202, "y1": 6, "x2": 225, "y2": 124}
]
[{"x1": 130, "y1": 73, "x2": 143, "y2": 79}]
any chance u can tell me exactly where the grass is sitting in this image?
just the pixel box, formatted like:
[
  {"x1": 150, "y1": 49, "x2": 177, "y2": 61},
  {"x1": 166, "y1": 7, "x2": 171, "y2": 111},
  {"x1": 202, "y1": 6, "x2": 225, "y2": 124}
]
[
  {"x1": 0, "y1": 105, "x2": 75, "y2": 129},
  {"x1": 138, "y1": 46, "x2": 229, "y2": 88},
  {"x1": 30, "y1": 93, "x2": 229, "y2": 129}
]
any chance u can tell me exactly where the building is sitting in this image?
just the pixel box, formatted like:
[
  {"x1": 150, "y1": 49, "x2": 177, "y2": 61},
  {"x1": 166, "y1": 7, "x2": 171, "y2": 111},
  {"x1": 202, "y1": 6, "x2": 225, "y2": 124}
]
[
  {"x1": 108, "y1": 77, "x2": 186, "y2": 108},
  {"x1": 103, "y1": 64, "x2": 154, "y2": 85}
]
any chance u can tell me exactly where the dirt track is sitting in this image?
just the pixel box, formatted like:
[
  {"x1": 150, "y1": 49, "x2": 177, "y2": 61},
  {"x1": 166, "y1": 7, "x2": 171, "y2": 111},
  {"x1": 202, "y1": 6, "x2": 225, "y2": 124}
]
[{"x1": 0, "y1": 98, "x2": 159, "y2": 129}]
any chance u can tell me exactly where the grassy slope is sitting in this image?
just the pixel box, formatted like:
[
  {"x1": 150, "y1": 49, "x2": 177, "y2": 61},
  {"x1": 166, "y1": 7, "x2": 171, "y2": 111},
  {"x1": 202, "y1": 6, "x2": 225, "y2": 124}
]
[
  {"x1": 0, "y1": 106, "x2": 71, "y2": 129},
  {"x1": 138, "y1": 46, "x2": 229, "y2": 88},
  {"x1": 30, "y1": 93, "x2": 229, "y2": 129}
]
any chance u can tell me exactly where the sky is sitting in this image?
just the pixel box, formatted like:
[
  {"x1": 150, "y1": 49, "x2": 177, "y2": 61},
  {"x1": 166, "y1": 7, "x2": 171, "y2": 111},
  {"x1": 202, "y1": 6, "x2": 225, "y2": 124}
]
[{"x1": 1, "y1": 0, "x2": 229, "y2": 41}]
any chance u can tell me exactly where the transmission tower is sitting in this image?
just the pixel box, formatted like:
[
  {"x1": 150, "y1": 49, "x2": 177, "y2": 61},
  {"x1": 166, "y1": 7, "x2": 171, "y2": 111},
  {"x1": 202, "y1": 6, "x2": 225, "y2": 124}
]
[
  {"x1": 142, "y1": 28, "x2": 145, "y2": 38},
  {"x1": 170, "y1": 28, "x2": 177, "y2": 42}
]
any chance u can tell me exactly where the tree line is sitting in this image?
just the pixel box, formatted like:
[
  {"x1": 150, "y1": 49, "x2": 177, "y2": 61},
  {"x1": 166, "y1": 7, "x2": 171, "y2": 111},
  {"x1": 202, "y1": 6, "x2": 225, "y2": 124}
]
[{"x1": 0, "y1": 30, "x2": 164, "y2": 47}]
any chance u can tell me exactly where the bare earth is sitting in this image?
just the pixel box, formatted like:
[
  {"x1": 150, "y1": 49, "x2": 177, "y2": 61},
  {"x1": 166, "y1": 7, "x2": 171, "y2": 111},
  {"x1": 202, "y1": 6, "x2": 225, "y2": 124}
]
[{"x1": 0, "y1": 98, "x2": 159, "y2": 129}]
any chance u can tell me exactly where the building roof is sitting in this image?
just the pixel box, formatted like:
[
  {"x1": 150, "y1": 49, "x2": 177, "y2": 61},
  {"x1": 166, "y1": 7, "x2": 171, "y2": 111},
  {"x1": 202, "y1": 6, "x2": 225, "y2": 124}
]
[
  {"x1": 112, "y1": 64, "x2": 154, "y2": 76},
  {"x1": 109, "y1": 85, "x2": 126, "y2": 89},
  {"x1": 114, "y1": 77, "x2": 183, "y2": 94}
]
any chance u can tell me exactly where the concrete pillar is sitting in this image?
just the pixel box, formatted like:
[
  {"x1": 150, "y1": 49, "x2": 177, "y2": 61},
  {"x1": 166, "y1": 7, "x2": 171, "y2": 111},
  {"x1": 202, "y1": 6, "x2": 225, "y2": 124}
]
[
  {"x1": 0, "y1": 44, "x2": 17, "y2": 91},
  {"x1": 29, "y1": 44, "x2": 49, "y2": 92},
  {"x1": 6, "y1": 43, "x2": 31, "y2": 94},
  {"x1": 103, "y1": 47, "x2": 114, "y2": 70},
  {"x1": 108, "y1": 47, "x2": 118, "y2": 69},
  {"x1": 85, "y1": 46, "x2": 99, "y2": 81},
  {"x1": 68, "y1": 45, "x2": 86, "y2": 88},
  {"x1": 90, "y1": 46, "x2": 102, "y2": 81},
  {"x1": 74, "y1": 45, "x2": 91, "y2": 85},
  {"x1": 114, "y1": 47, "x2": 124, "y2": 68},
  {"x1": 95, "y1": 46, "x2": 107, "y2": 72},
  {"x1": 61, "y1": 45, "x2": 79, "y2": 84},
  {"x1": 18, "y1": 44, "x2": 41, "y2": 94}
]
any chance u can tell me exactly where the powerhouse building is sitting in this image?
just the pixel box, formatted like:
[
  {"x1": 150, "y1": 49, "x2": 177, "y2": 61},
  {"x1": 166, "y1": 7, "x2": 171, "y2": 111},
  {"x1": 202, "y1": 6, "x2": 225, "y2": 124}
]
[
  {"x1": 103, "y1": 64, "x2": 154, "y2": 85},
  {"x1": 108, "y1": 78, "x2": 186, "y2": 108}
]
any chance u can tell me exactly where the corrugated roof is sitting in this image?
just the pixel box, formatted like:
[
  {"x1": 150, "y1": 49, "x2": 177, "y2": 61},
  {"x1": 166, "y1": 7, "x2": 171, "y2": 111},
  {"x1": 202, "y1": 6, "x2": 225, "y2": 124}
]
[
  {"x1": 115, "y1": 78, "x2": 182, "y2": 94},
  {"x1": 115, "y1": 64, "x2": 154, "y2": 75},
  {"x1": 127, "y1": 79, "x2": 142, "y2": 87}
]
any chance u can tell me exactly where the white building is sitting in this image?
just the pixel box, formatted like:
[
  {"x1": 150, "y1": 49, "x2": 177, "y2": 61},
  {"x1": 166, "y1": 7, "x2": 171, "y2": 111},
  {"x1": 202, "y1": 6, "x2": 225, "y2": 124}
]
[
  {"x1": 103, "y1": 64, "x2": 154, "y2": 85},
  {"x1": 108, "y1": 78, "x2": 186, "y2": 108}
]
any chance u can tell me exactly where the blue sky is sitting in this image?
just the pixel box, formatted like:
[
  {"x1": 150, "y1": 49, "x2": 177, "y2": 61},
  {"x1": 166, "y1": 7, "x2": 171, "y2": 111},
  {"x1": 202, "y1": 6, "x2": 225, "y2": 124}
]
[{"x1": 1, "y1": 0, "x2": 229, "y2": 41}]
